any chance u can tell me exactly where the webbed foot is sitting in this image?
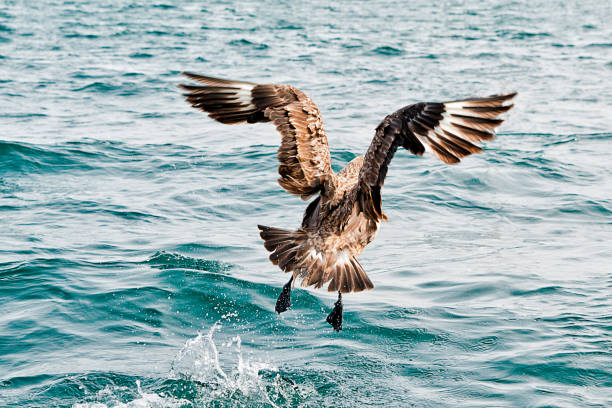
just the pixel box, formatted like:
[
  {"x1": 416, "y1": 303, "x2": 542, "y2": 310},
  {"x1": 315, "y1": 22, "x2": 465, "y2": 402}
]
[
  {"x1": 326, "y1": 292, "x2": 343, "y2": 331},
  {"x1": 275, "y1": 276, "x2": 293, "y2": 314}
]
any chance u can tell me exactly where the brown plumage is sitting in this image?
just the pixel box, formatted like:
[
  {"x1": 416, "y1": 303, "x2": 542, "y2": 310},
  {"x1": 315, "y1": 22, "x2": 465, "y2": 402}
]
[
  {"x1": 180, "y1": 72, "x2": 516, "y2": 295},
  {"x1": 181, "y1": 72, "x2": 332, "y2": 200}
]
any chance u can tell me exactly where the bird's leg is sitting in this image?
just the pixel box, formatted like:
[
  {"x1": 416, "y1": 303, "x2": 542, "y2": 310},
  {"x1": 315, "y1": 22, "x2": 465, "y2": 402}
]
[
  {"x1": 326, "y1": 291, "x2": 343, "y2": 331},
  {"x1": 275, "y1": 275, "x2": 293, "y2": 314}
]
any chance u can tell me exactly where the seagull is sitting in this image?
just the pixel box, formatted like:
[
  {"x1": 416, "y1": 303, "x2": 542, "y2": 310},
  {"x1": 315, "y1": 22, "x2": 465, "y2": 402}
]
[{"x1": 180, "y1": 72, "x2": 516, "y2": 331}]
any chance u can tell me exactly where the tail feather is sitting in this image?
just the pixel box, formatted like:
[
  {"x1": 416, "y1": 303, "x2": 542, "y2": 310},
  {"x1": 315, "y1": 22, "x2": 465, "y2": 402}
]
[
  {"x1": 350, "y1": 258, "x2": 373, "y2": 292},
  {"x1": 258, "y1": 225, "x2": 374, "y2": 293},
  {"x1": 278, "y1": 247, "x2": 300, "y2": 271},
  {"x1": 326, "y1": 255, "x2": 373, "y2": 293},
  {"x1": 258, "y1": 225, "x2": 306, "y2": 269}
]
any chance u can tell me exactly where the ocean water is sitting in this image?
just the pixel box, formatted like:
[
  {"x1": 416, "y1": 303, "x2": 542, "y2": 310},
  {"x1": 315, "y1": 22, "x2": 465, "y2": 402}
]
[{"x1": 1, "y1": 0, "x2": 611, "y2": 406}]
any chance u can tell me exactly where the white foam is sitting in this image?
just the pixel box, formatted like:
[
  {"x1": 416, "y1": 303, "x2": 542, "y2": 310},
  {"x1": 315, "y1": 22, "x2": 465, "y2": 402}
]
[{"x1": 72, "y1": 380, "x2": 191, "y2": 408}]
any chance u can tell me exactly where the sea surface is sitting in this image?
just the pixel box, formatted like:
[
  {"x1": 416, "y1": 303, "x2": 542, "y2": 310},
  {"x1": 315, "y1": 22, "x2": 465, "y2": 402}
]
[{"x1": 1, "y1": 1, "x2": 611, "y2": 407}]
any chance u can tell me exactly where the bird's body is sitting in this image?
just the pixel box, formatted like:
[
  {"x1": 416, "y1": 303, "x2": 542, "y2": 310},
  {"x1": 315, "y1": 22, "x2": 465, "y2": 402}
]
[
  {"x1": 180, "y1": 72, "x2": 516, "y2": 329},
  {"x1": 260, "y1": 155, "x2": 379, "y2": 294}
]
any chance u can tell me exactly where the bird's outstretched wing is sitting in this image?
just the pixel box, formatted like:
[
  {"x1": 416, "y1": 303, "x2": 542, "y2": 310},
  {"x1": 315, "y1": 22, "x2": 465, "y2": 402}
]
[
  {"x1": 180, "y1": 72, "x2": 334, "y2": 200},
  {"x1": 357, "y1": 93, "x2": 517, "y2": 221}
]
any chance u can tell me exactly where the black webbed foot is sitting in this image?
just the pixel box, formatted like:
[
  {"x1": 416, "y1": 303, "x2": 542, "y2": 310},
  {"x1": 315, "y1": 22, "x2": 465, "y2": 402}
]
[
  {"x1": 326, "y1": 292, "x2": 343, "y2": 331},
  {"x1": 275, "y1": 276, "x2": 293, "y2": 314}
]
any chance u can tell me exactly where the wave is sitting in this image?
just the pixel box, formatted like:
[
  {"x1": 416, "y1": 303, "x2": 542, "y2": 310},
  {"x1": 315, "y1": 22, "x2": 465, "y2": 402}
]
[
  {"x1": 228, "y1": 39, "x2": 269, "y2": 50},
  {"x1": 148, "y1": 251, "x2": 232, "y2": 273},
  {"x1": 369, "y1": 46, "x2": 404, "y2": 56},
  {"x1": 0, "y1": 141, "x2": 93, "y2": 174},
  {"x1": 0, "y1": 139, "x2": 205, "y2": 177}
]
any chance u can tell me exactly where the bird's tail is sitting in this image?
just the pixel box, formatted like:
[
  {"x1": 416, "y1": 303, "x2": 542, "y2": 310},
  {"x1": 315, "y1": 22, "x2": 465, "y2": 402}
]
[
  {"x1": 257, "y1": 225, "x2": 374, "y2": 293},
  {"x1": 258, "y1": 225, "x2": 308, "y2": 272}
]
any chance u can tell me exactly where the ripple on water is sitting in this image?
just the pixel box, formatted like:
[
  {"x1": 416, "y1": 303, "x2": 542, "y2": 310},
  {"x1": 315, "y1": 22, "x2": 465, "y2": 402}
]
[{"x1": 369, "y1": 46, "x2": 404, "y2": 56}]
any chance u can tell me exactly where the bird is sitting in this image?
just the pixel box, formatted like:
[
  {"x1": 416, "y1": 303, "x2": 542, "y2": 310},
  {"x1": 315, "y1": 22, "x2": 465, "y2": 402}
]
[{"x1": 180, "y1": 72, "x2": 516, "y2": 331}]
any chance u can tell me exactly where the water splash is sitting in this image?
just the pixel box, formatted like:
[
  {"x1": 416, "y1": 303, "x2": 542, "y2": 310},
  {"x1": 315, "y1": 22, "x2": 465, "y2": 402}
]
[
  {"x1": 169, "y1": 323, "x2": 280, "y2": 406},
  {"x1": 69, "y1": 324, "x2": 314, "y2": 408}
]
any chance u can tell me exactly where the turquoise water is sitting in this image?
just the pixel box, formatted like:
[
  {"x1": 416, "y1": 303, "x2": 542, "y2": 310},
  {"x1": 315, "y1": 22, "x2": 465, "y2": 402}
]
[{"x1": 1, "y1": 1, "x2": 611, "y2": 406}]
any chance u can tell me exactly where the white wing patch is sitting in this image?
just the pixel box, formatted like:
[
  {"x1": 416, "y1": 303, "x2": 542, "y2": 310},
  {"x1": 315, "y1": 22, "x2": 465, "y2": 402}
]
[
  {"x1": 234, "y1": 85, "x2": 256, "y2": 109},
  {"x1": 410, "y1": 93, "x2": 515, "y2": 164}
]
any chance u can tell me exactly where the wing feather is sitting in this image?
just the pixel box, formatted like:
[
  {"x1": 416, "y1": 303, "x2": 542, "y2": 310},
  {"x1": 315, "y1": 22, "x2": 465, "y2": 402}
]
[
  {"x1": 180, "y1": 72, "x2": 333, "y2": 199},
  {"x1": 358, "y1": 92, "x2": 516, "y2": 221}
]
